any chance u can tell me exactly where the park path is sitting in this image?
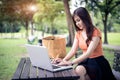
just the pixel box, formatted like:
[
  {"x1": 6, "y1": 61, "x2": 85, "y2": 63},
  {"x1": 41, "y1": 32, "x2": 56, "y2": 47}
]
[{"x1": 103, "y1": 44, "x2": 120, "y2": 51}]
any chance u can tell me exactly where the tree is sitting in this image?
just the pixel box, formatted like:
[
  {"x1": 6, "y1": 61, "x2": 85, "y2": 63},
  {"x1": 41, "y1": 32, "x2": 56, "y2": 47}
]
[
  {"x1": 0, "y1": 0, "x2": 37, "y2": 38},
  {"x1": 0, "y1": 0, "x2": 23, "y2": 38},
  {"x1": 85, "y1": 0, "x2": 120, "y2": 44},
  {"x1": 62, "y1": 0, "x2": 75, "y2": 46},
  {"x1": 55, "y1": 0, "x2": 75, "y2": 46},
  {"x1": 15, "y1": 0, "x2": 37, "y2": 38},
  {"x1": 35, "y1": 0, "x2": 65, "y2": 36},
  {"x1": 110, "y1": 3, "x2": 120, "y2": 25}
]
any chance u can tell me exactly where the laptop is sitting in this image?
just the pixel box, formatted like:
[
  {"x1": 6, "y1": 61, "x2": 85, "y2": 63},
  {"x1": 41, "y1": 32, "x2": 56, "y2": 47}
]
[{"x1": 25, "y1": 44, "x2": 73, "y2": 72}]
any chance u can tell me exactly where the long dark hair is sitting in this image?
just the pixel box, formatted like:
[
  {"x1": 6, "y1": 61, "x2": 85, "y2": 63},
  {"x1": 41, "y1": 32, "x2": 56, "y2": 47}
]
[{"x1": 72, "y1": 7, "x2": 95, "y2": 46}]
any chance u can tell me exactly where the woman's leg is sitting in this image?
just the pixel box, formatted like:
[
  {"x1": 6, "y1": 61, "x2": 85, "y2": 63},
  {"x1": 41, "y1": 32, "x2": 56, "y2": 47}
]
[{"x1": 75, "y1": 65, "x2": 90, "y2": 80}]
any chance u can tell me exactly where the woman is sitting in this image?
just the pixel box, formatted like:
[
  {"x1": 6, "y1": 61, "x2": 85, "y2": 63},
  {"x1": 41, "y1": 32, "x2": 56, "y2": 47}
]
[{"x1": 52, "y1": 7, "x2": 116, "y2": 80}]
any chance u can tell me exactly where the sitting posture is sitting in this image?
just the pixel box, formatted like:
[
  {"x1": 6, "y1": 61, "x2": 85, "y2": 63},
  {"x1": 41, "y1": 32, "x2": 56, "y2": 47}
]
[{"x1": 52, "y1": 7, "x2": 116, "y2": 80}]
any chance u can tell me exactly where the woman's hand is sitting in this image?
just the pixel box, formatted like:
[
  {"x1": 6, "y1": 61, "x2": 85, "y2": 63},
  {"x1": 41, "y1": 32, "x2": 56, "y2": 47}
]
[
  {"x1": 51, "y1": 58, "x2": 62, "y2": 64},
  {"x1": 57, "y1": 60, "x2": 72, "y2": 66}
]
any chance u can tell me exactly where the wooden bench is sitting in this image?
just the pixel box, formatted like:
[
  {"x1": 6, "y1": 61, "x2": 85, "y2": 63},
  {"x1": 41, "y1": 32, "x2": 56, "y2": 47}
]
[{"x1": 12, "y1": 57, "x2": 80, "y2": 80}]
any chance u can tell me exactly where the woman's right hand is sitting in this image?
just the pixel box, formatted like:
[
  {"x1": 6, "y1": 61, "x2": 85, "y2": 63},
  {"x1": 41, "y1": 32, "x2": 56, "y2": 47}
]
[{"x1": 51, "y1": 58, "x2": 62, "y2": 64}]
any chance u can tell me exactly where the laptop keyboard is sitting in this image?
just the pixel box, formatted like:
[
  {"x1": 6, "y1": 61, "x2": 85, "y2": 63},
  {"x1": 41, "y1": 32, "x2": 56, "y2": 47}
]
[{"x1": 52, "y1": 65, "x2": 60, "y2": 69}]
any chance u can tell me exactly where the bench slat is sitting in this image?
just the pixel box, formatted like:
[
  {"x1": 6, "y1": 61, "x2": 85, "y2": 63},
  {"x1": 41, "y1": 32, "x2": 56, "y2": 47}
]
[
  {"x1": 67, "y1": 70, "x2": 80, "y2": 80},
  {"x1": 29, "y1": 65, "x2": 37, "y2": 79},
  {"x1": 68, "y1": 69, "x2": 80, "y2": 78},
  {"x1": 38, "y1": 68, "x2": 46, "y2": 78},
  {"x1": 54, "y1": 71, "x2": 63, "y2": 77},
  {"x1": 12, "y1": 58, "x2": 26, "y2": 80},
  {"x1": 62, "y1": 70, "x2": 71, "y2": 77},
  {"x1": 45, "y1": 70, "x2": 54, "y2": 78},
  {"x1": 20, "y1": 58, "x2": 31, "y2": 79}
]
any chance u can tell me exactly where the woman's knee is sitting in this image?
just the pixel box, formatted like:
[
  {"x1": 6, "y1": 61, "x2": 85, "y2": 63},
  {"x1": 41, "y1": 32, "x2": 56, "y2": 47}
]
[{"x1": 75, "y1": 65, "x2": 87, "y2": 76}]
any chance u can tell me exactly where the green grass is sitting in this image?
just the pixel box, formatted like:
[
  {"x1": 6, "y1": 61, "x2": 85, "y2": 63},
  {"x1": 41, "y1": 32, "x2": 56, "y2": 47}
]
[
  {"x1": 103, "y1": 50, "x2": 114, "y2": 67},
  {"x1": 102, "y1": 32, "x2": 120, "y2": 45},
  {"x1": 0, "y1": 39, "x2": 27, "y2": 80},
  {"x1": 0, "y1": 32, "x2": 120, "y2": 80}
]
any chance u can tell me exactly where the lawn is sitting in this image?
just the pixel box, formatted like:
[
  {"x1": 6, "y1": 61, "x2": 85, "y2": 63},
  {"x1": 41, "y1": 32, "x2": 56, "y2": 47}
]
[
  {"x1": 0, "y1": 32, "x2": 120, "y2": 80},
  {"x1": 0, "y1": 39, "x2": 27, "y2": 80},
  {"x1": 102, "y1": 32, "x2": 120, "y2": 45}
]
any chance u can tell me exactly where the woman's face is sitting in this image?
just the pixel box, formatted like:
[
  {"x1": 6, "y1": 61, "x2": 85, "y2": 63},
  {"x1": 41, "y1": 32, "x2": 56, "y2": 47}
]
[{"x1": 74, "y1": 15, "x2": 85, "y2": 30}]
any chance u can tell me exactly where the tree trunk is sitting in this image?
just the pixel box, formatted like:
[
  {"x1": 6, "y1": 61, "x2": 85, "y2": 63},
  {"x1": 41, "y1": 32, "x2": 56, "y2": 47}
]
[
  {"x1": 63, "y1": 0, "x2": 75, "y2": 46},
  {"x1": 10, "y1": 22, "x2": 14, "y2": 38},
  {"x1": 30, "y1": 14, "x2": 34, "y2": 36},
  {"x1": 25, "y1": 20, "x2": 29, "y2": 39},
  {"x1": 103, "y1": 13, "x2": 108, "y2": 44}
]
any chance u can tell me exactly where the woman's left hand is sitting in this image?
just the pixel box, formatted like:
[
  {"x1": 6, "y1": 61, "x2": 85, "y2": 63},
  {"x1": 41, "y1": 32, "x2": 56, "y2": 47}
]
[{"x1": 57, "y1": 60, "x2": 72, "y2": 66}]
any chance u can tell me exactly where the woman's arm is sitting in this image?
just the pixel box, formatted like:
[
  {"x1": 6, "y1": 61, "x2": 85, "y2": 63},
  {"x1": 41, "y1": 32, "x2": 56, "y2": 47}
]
[
  {"x1": 72, "y1": 36, "x2": 100, "y2": 64},
  {"x1": 63, "y1": 38, "x2": 79, "y2": 61},
  {"x1": 52, "y1": 38, "x2": 79, "y2": 64}
]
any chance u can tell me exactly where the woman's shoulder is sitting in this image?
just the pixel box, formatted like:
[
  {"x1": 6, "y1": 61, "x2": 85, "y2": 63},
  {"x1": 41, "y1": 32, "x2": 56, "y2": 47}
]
[
  {"x1": 94, "y1": 27, "x2": 101, "y2": 33},
  {"x1": 93, "y1": 27, "x2": 101, "y2": 36},
  {"x1": 94, "y1": 27, "x2": 101, "y2": 31}
]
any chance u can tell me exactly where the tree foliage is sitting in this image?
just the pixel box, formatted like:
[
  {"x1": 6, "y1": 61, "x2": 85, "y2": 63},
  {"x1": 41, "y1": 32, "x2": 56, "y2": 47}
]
[
  {"x1": 86, "y1": 0, "x2": 120, "y2": 44},
  {"x1": 0, "y1": 0, "x2": 67, "y2": 38},
  {"x1": 34, "y1": 0, "x2": 64, "y2": 35},
  {"x1": 0, "y1": 0, "x2": 37, "y2": 37}
]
